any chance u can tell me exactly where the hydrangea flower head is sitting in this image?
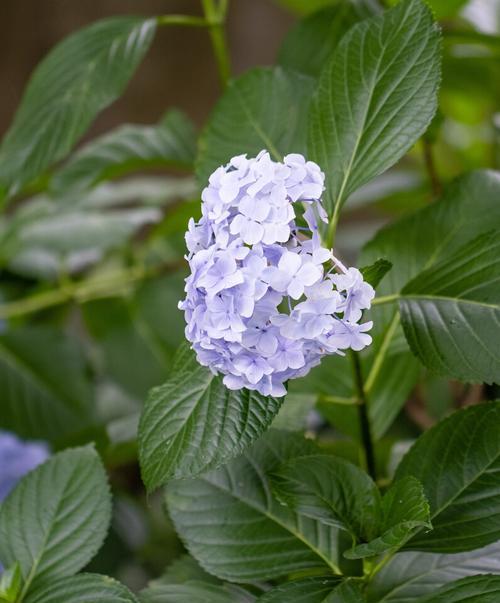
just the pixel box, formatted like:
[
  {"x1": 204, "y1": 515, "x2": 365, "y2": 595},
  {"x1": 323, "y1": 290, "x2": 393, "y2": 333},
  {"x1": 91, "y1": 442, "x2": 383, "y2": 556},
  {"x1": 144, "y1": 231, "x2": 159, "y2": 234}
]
[{"x1": 179, "y1": 151, "x2": 375, "y2": 397}]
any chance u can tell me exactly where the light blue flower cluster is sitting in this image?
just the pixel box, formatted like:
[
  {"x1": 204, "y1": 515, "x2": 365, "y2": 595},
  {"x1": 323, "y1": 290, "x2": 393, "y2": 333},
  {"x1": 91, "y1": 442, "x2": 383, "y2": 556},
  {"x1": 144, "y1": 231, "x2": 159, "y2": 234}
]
[{"x1": 180, "y1": 151, "x2": 374, "y2": 397}]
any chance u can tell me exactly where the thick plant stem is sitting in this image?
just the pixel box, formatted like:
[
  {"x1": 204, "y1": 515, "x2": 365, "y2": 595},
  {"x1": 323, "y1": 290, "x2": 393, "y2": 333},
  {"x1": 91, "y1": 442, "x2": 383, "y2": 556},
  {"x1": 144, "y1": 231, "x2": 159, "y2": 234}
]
[
  {"x1": 350, "y1": 351, "x2": 377, "y2": 481},
  {"x1": 202, "y1": 0, "x2": 231, "y2": 88}
]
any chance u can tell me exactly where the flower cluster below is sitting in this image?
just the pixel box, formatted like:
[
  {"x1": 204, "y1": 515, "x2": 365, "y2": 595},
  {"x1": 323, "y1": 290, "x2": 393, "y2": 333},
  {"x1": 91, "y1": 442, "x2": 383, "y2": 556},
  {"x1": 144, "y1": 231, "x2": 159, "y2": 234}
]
[{"x1": 179, "y1": 151, "x2": 374, "y2": 397}]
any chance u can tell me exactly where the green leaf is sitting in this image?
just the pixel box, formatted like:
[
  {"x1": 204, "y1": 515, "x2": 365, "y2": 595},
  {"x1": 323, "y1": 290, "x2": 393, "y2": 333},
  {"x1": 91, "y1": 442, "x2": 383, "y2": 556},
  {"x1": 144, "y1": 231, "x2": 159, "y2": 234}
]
[
  {"x1": 362, "y1": 171, "x2": 500, "y2": 297},
  {"x1": 278, "y1": 2, "x2": 377, "y2": 78},
  {"x1": 83, "y1": 273, "x2": 185, "y2": 400},
  {"x1": 0, "y1": 563, "x2": 21, "y2": 603},
  {"x1": 140, "y1": 582, "x2": 255, "y2": 603},
  {"x1": 2, "y1": 201, "x2": 160, "y2": 259},
  {"x1": 257, "y1": 577, "x2": 343, "y2": 602},
  {"x1": 0, "y1": 16, "x2": 156, "y2": 199},
  {"x1": 147, "y1": 556, "x2": 217, "y2": 586},
  {"x1": 424, "y1": 0, "x2": 469, "y2": 18},
  {"x1": 0, "y1": 177, "x2": 194, "y2": 281},
  {"x1": 328, "y1": 581, "x2": 366, "y2": 603},
  {"x1": 138, "y1": 344, "x2": 282, "y2": 489},
  {"x1": 258, "y1": 578, "x2": 366, "y2": 602},
  {"x1": 272, "y1": 454, "x2": 380, "y2": 540},
  {"x1": 359, "y1": 171, "x2": 500, "y2": 438},
  {"x1": 0, "y1": 447, "x2": 111, "y2": 594},
  {"x1": 196, "y1": 66, "x2": 314, "y2": 185},
  {"x1": 416, "y1": 575, "x2": 500, "y2": 603},
  {"x1": 360, "y1": 259, "x2": 392, "y2": 288},
  {"x1": 271, "y1": 392, "x2": 317, "y2": 431},
  {"x1": 367, "y1": 541, "x2": 500, "y2": 602},
  {"x1": 345, "y1": 477, "x2": 431, "y2": 559},
  {"x1": 52, "y1": 110, "x2": 196, "y2": 196},
  {"x1": 396, "y1": 402, "x2": 500, "y2": 553},
  {"x1": 24, "y1": 574, "x2": 138, "y2": 603},
  {"x1": 165, "y1": 430, "x2": 340, "y2": 581},
  {"x1": 140, "y1": 555, "x2": 257, "y2": 603},
  {"x1": 398, "y1": 231, "x2": 500, "y2": 383},
  {"x1": 0, "y1": 327, "x2": 94, "y2": 441},
  {"x1": 308, "y1": 0, "x2": 441, "y2": 213}
]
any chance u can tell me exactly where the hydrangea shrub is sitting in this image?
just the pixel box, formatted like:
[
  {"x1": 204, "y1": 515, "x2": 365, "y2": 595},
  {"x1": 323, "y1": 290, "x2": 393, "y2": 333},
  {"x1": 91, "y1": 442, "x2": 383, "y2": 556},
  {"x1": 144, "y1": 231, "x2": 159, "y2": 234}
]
[{"x1": 1, "y1": 0, "x2": 500, "y2": 601}]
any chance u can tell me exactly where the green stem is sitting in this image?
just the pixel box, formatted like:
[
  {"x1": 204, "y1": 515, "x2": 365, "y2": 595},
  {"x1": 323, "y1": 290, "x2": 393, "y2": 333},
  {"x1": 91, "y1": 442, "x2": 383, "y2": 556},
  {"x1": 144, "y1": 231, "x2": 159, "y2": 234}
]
[
  {"x1": 443, "y1": 29, "x2": 500, "y2": 49},
  {"x1": 371, "y1": 293, "x2": 399, "y2": 306},
  {"x1": 326, "y1": 202, "x2": 341, "y2": 249},
  {"x1": 422, "y1": 138, "x2": 442, "y2": 197},
  {"x1": 319, "y1": 394, "x2": 357, "y2": 406},
  {"x1": 364, "y1": 312, "x2": 400, "y2": 393},
  {"x1": 156, "y1": 14, "x2": 212, "y2": 27},
  {"x1": 0, "y1": 261, "x2": 182, "y2": 320},
  {"x1": 350, "y1": 351, "x2": 377, "y2": 481},
  {"x1": 202, "y1": 0, "x2": 231, "y2": 87}
]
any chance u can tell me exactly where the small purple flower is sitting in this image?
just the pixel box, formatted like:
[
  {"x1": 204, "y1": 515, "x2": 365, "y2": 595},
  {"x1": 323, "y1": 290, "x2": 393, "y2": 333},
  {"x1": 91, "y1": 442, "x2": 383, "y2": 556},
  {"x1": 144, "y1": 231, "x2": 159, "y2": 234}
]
[
  {"x1": 232, "y1": 353, "x2": 273, "y2": 385},
  {"x1": 331, "y1": 268, "x2": 375, "y2": 321},
  {"x1": 268, "y1": 337, "x2": 305, "y2": 372},
  {"x1": 230, "y1": 196, "x2": 270, "y2": 244},
  {"x1": 197, "y1": 251, "x2": 243, "y2": 296},
  {"x1": 325, "y1": 320, "x2": 374, "y2": 352},
  {"x1": 264, "y1": 251, "x2": 322, "y2": 300}
]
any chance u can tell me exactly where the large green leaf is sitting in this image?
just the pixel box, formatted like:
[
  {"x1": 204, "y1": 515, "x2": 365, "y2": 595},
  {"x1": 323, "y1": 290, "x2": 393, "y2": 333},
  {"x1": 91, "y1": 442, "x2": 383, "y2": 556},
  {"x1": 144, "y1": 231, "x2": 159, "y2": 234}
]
[
  {"x1": 308, "y1": 0, "x2": 441, "y2": 213},
  {"x1": 328, "y1": 581, "x2": 366, "y2": 603},
  {"x1": 196, "y1": 66, "x2": 314, "y2": 185},
  {"x1": 0, "y1": 17, "x2": 156, "y2": 199},
  {"x1": 52, "y1": 110, "x2": 196, "y2": 196},
  {"x1": 362, "y1": 171, "x2": 500, "y2": 297},
  {"x1": 272, "y1": 454, "x2": 380, "y2": 539},
  {"x1": 165, "y1": 430, "x2": 340, "y2": 581},
  {"x1": 0, "y1": 327, "x2": 94, "y2": 441},
  {"x1": 2, "y1": 200, "x2": 160, "y2": 260},
  {"x1": 25, "y1": 574, "x2": 138, "y2": 603},
  {"x1": 345, "y1": 477, "x2": 430, "y2": 559},
  {"x1": 398, "y1": 231, "x2": 500, "y2": 383},
  {"x1": 138, "y1": 344, "x2": 282, "y2": 489},
  {"x1": 396, "y1": 402, "x2": 500, "y2": 553},
  {"x1": 278, "y1": 2, "x2": 377, "y2": 78},
  {"x1": 360, "y1": 171, "x2": 500, "y2": 426},
  {"x1": 0, "y1": 447, "x2": 111, "y2": 594},
  {"x1": 0, "y1": 177, "x2": 193, "y2": 281},
  {"x1": 367, "y1": 541, "x2": 500, "y2": 602},
  {"x1": 416, "y1": 575, "x2": 500, "y2": 603},
  {"x1": 257, "y1": 577, "x2": 343, "y2": 602},
  {"x1": 140, "y1": 555, "x2": 256, "y2": 603},
  {"x1": 273, "y1": 456, "x2": 430, "y2": 559},
  {"x1": 140, "y1": 582, "x2": 255, "y2": 603}
]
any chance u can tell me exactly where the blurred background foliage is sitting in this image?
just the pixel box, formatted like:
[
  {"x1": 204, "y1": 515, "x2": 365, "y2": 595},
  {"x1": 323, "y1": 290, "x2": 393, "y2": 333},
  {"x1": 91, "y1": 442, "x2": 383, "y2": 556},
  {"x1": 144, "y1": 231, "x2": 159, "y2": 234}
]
[{"x1": 0, "y1": 0, "x2": 499, "y2": 591}]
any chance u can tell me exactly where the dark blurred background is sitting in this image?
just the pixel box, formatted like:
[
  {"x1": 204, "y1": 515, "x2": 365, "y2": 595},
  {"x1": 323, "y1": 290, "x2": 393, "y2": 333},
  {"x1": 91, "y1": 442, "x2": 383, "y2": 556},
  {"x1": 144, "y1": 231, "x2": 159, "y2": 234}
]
[{"x1": 0, "y1": 1, "x2": 294, "y2": 139}]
